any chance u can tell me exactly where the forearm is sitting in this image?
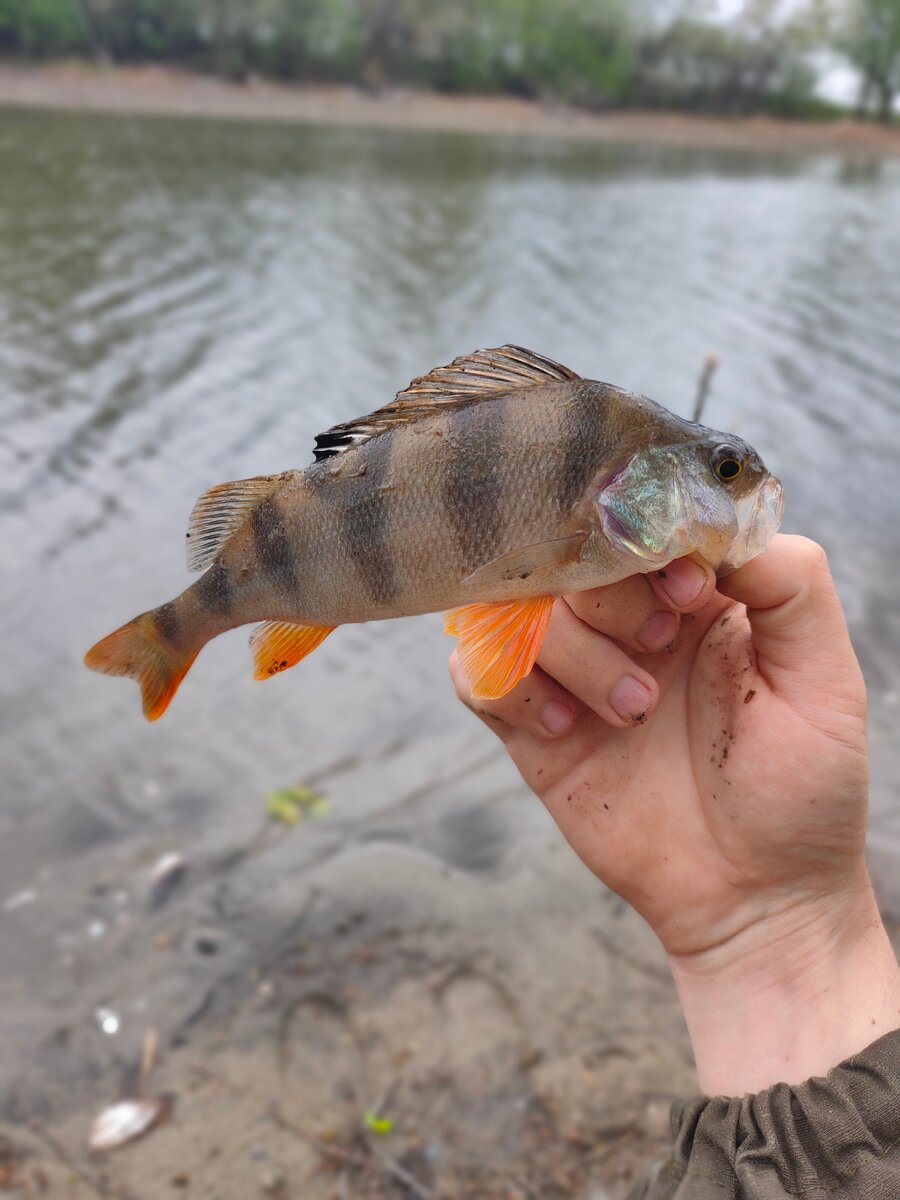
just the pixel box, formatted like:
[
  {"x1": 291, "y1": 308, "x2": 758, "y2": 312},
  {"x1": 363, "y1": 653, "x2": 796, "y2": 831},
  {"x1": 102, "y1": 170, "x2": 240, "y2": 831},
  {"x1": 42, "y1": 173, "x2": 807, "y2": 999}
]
[{"x1": 668, "y1": 872, "x2": 900, "y2": 1096}]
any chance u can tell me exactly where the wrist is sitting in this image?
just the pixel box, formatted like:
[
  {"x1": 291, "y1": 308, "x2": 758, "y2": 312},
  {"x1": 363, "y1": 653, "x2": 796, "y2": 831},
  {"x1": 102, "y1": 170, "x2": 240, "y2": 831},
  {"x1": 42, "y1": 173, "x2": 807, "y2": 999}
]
[{"x1": 668, "y1": 871, "x2": 900, "y2": 1096}]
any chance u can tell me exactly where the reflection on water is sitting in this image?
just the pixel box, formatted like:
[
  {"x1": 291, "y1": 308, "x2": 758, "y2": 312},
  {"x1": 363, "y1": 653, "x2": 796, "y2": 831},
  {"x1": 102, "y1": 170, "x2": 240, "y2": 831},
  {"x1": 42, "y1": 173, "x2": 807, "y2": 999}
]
[{"x1": 1, "y1": 106, "x2": 899, "y2": 867}]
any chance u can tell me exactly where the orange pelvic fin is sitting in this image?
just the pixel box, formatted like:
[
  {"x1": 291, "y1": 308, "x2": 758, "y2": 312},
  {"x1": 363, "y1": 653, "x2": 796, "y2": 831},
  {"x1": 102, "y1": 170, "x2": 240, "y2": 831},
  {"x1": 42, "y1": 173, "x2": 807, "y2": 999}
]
[
  {"x1": 444, "y1": 595, "x2": 554, "y2": 700},
  {"x1": 84, "y1": 612, "x2": 199, "y2": 722},
  {"x1": 251, "y1": 621, "x2": 334, "y2": 681}
]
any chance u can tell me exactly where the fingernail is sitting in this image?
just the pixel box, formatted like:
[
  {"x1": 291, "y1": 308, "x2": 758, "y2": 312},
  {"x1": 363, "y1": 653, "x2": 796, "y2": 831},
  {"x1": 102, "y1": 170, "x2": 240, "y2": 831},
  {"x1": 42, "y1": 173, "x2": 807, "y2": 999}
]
[
  {"x1": 637, "y1": 610, "x2": 679, "y2": 651},
  {"x1": 657, "y1": 559, "x2": 707, "y2": 608},
  {"x1": 540, "y1": 700, "x2": 575, "y2": 735},
  {"x1": 610, "y1": 676, "x2": 653, "y2": 724}
]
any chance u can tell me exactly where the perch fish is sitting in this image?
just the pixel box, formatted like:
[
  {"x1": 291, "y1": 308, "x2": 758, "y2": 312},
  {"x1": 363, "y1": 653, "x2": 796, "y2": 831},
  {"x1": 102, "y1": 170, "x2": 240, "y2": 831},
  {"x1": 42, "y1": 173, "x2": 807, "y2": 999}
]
[{"x1": 85, "y1": 346, "x2": 784, "y2": 719}]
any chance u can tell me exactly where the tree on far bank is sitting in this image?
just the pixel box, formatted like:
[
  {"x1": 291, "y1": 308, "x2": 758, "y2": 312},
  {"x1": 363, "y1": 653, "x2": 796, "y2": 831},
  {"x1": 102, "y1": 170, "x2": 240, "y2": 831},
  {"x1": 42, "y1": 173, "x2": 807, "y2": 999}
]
[
  {"x1": 636, "y1": 0, "x2": 828, "y2": 115},
  {"x1": 843, "y1": 0, "x2": 900, "y2": 120}
]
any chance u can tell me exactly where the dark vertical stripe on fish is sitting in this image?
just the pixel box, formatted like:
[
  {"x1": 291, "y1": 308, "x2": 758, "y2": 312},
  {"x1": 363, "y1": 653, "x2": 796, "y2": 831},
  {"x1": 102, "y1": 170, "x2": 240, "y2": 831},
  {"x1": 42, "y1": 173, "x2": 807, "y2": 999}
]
[
  {"x1": 195, "y1": 561, "x2": 234, "y2": 619},
  {"x1": 196, "y1": 559, "x2": 233, "y2": 615},
  {"x1": 338, "y1": 434, "x2": 397, "y2": 606},
  {"x1": 557, "y1": 384, "x2": 613, "y2": 512},
  {"x1": 251, "y1": 494, "x2": 302, "y2": 603},
  {"x1": 444, "y1": 397, "x2": 507, "y2": 574},
  {"x1": 154, "y1": 601, "x2": 180, "y2": 644}
]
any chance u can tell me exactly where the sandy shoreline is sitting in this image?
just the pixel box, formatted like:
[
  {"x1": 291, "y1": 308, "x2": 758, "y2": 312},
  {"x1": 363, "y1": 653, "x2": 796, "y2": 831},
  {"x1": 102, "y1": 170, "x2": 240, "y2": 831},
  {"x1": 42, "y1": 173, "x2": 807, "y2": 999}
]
[{"x1": 2, "y1": 61, "x2": 900, "y2": 157}]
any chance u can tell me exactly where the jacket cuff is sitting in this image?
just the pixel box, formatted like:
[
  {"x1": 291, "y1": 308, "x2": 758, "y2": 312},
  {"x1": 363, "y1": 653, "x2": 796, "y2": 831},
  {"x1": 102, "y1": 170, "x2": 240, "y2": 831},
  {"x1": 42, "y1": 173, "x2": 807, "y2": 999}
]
[{"x1": 629, "y1": 1027, "x2": 900, "y2": 1199}]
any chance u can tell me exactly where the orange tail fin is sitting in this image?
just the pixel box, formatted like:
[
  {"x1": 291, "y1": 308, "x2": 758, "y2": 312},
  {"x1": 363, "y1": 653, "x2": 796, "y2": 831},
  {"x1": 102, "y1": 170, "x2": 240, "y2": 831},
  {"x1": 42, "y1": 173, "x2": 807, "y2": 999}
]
[{"x1": 84, "y1": 611, "x2": 199, "y2": 722}]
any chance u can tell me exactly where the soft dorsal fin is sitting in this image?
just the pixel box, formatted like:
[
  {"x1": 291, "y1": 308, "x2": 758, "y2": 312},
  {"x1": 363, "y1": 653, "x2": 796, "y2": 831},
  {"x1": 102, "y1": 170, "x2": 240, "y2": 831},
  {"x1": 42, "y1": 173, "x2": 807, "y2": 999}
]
[
  {"x1": 186, "y1": 472, "x2": 295, "y2": 572},
  {"x1": 313, "y1": 345, "x2": 580, "y2": 461}
]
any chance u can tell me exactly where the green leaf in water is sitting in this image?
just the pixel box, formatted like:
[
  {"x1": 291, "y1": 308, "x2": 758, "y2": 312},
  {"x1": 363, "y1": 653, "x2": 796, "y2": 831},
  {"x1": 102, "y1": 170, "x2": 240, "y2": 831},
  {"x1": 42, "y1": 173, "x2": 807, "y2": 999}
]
[
  {"x1": 265, "y1": 786, "x2": 329, "y2": 825},
  {"x1": 364, "y1": 1111, "x2": 394, "y2": 1135}
]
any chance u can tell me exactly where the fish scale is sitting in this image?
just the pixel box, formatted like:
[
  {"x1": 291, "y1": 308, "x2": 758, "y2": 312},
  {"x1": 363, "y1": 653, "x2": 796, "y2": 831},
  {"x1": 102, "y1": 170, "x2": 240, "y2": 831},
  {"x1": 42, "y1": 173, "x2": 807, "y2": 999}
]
[{"x1": 84, "y1": 345, "x2": 784, "y2": 720}]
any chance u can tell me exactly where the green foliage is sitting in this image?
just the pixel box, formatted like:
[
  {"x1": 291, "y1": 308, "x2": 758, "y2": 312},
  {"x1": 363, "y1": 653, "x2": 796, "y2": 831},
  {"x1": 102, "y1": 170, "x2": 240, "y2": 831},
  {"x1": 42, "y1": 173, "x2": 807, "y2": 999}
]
[
  {"x1": 635, "y1": 0, "x2": 830, "y2": 116},
  {"x1": 842, "y1": 0, "x2": 900, "y2": 121},
  {"x1": 14, "y1": 0, "x2": 87, "y2": 56},
  {"x1": 0, "y1": 0, "x2": 19, "y2": 51}
]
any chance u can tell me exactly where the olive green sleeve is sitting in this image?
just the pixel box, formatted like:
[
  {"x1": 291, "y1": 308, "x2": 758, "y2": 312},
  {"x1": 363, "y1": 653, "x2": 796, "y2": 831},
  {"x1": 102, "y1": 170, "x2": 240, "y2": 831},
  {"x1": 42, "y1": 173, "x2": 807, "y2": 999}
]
[{"x1": 627, "y1": 1029, "x2": 900, "y2": 1199}]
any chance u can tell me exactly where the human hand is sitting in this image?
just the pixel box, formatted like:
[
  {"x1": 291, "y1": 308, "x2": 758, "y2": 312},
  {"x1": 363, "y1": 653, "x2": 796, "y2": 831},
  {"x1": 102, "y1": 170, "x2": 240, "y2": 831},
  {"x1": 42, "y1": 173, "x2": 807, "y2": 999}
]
[{"x1": 451, "y1": 535, "x2": 900, "y2": 1092}]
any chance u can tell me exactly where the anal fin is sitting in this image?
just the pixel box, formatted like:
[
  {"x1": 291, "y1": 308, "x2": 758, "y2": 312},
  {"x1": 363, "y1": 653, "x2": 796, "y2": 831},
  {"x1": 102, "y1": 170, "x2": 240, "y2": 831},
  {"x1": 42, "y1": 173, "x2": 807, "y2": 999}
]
[
  {"x1": 251, "y1": 621, "x2": 334, "y2": 681},
  {"x1": 444, "y1": 596, "x2": 554, "y2": 700}
]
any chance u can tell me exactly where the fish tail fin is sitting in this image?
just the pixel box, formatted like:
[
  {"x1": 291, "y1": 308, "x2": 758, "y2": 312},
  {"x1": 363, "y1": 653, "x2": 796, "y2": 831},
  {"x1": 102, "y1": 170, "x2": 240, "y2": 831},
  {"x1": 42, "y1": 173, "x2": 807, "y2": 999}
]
[{"x1": 84, "y1": 608, "x2": 200, "y2": 722}]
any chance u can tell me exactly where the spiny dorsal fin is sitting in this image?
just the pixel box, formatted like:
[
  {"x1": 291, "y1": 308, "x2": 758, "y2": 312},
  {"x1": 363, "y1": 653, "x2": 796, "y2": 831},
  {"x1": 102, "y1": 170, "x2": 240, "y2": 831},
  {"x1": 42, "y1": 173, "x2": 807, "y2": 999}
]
[
  {"x1": 186, "y1": 472, "x2": 295, "y2": 572},
  {"x1": 313, "y1": 345, "x2": 580, "y2": 461}
]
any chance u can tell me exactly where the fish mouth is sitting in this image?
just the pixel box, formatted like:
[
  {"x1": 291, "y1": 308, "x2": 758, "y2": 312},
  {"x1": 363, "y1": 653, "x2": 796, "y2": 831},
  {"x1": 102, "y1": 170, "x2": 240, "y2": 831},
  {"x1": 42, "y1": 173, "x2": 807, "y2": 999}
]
[{"x1": 718, "y1": 475, "x2": 785, "y2": 575}]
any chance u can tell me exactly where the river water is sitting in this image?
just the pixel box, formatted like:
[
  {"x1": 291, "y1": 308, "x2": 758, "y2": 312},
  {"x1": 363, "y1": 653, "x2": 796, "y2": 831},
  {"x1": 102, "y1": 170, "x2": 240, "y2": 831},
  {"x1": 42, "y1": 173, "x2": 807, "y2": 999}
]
[{"x1": 1, "y1": 109, "x2": 899, "y2": 1085}]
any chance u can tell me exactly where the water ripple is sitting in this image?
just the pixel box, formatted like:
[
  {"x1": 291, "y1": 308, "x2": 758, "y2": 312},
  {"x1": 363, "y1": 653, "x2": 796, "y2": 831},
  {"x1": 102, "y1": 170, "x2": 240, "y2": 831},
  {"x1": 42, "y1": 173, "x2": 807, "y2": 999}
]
[{"x1": 1, "y1": 108, "x2": 898, "y2": 853}]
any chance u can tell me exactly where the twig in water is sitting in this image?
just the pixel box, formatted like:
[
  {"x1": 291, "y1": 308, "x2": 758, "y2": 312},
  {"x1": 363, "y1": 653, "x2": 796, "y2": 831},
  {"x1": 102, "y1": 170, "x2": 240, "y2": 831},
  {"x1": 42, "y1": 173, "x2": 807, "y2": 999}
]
[
  {"x1": 138, "y1": 1028, "x2": 158, "y2": 1097},
  {"x1": 367, "y1": 1143, "x2": 434, "y2": 1200},
  {"x1": 264, "y1": 1104, "x2": 367, "y2": 1170},
  {"x1": 692, "y1": 354, "x2": 720, "y2": 423}
]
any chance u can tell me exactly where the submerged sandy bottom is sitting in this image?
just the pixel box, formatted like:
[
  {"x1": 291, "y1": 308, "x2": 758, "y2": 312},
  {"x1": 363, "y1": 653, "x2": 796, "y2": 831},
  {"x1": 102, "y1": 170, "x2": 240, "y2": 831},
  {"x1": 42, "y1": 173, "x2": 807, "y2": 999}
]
[
  {"x1": 0, "y1": 729, "x2": 697, "y2": 1198},
  {"x1": 2, "y1": 717, "x2": 898, "y2": 1197}
]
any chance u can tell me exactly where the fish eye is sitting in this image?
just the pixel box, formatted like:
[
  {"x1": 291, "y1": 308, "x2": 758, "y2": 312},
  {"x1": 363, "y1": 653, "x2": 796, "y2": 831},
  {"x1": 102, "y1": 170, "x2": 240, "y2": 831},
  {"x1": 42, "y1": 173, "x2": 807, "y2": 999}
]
[{"x1": 711, "y1": 446, "x2": 744, "y2": 483}]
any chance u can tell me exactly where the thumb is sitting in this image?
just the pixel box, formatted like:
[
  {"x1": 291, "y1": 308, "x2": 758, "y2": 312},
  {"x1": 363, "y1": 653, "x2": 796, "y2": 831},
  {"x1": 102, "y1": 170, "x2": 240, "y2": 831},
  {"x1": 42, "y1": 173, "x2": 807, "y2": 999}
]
[{"x1": 717, "y1": 535, "x2": 865, "y2": 707}]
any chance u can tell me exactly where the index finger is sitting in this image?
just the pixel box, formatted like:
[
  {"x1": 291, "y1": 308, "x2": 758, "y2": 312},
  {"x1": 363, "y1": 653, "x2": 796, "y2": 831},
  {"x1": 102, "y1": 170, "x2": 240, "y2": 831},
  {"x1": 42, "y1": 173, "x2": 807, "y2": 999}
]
[{"x1": 565, "y1": 556, "x2": 717, "y2": 652}]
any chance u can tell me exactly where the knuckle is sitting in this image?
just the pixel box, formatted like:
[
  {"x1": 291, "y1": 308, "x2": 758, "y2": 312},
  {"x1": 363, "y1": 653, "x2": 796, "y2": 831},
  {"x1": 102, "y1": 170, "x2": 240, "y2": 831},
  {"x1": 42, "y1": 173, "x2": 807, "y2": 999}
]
[
  {"x1": 792, "y1": 535, "x2": 830, "y2": 576},
  {"x1": 564, "y1": 591, "x2": 597, "y2": 626}
]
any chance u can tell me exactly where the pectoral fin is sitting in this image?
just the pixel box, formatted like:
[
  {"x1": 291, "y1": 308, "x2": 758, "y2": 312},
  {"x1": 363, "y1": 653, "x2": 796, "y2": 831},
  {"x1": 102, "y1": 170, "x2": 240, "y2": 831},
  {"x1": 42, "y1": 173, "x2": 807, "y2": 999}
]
[
  {"x1": 444, "y1": 596, "x2": 554, "y2": 700},
  {"x1": 251, "y1": 621, "x2": 334, "y2": 680},
  {"x1": 463, "y1": 531, "x2": 588, "y2": 587}
]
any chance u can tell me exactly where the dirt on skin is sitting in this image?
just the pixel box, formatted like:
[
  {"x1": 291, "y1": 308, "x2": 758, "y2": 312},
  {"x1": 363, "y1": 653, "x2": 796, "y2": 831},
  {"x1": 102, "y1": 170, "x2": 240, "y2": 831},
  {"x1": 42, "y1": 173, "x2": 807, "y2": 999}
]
[{"x1": 1, "y1": 63, "x2": 899, "y2": 159}]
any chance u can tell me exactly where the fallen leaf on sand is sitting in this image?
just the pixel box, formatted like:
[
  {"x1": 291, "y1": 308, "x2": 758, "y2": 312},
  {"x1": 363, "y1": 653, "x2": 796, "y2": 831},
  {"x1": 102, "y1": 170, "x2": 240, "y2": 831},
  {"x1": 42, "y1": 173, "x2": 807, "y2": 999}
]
[
  {"x1": 364, "y1": 1111, "x2": 394, "y2": 1135},
  {"x1": 265, "y1": 786, "x2": 329, "y2": 825}
]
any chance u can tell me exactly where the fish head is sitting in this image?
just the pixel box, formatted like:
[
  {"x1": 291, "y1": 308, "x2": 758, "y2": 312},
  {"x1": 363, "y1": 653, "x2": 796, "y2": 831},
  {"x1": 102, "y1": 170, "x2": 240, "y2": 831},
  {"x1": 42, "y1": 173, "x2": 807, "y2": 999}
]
[{"x1": 595, "y1": 430, "x2": 784, "y2": 575}]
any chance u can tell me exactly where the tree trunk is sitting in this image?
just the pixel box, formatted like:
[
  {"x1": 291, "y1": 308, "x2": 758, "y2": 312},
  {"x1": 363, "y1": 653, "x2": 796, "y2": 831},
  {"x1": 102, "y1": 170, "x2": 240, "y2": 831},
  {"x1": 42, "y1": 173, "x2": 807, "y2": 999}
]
[
  {"x1": 876, "y1": 80, "x2": 894, "y2": 124},
  {"x1": 855, "y1": 77, "x2": 871, "y2": 119}
]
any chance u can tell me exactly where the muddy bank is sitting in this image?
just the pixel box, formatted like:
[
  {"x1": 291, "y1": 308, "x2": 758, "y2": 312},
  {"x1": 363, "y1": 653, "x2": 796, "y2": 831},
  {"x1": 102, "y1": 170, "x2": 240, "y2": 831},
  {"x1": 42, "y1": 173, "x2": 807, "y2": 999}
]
[
  {"x1": 1, "y1": 731, "x2": 698, "y2": 1199},
  {"x1": 3, "y1": 718, "x2": 898, "y2": 1198},
  {"x1": 1, "y1": 62, "x2": 899, "y2": 158}
]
